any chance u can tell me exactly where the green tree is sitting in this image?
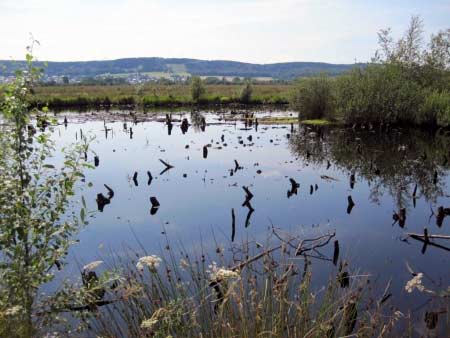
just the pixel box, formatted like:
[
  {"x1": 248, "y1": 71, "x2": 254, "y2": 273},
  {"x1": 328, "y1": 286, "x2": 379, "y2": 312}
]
[
  {"x1": 239, "y1": 80, "x2": 253, "y2": 103},
  {"x1": 190, "y1": 76, "x2": 205, "y2": 103},
  {"x1": 0, "y1": 42, "x2": 91, "y2": 337}
]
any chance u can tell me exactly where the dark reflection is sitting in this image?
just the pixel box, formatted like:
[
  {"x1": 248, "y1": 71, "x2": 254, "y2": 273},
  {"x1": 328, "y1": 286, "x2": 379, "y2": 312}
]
[
  {"x1": 289, "y1": 126, "x2": 450, "y2": 214},
  {"x1": 132, "y1": 172, "x2": 138, "y2": 186},
  {"x1": 287, "y1": 178, "x2": 299, "y2": 198},
  {"x1": 180, "y1": 118, "x2": 189, "y2": 134},
  {"x1": 244, "y1": 204, "x2": 255, "y2": 228},
  {"x1": 436, "y1": 206, "x2": 450, "y2": 227},
  {"x1": 96, "y1": 184, "x2": 114, "y2": 212},
  {"x1": 191, "y1": 112, "x2": 206, "y2": 132},
  {"x1": 150, "y1": 196, "x2": 160, "y2": 215},
  {"x1": 147, "y1": 171, "x2": 153, "y2": 186},
  {"x1": 347, "y1": 196, "x2": 355, "y2": 214}
]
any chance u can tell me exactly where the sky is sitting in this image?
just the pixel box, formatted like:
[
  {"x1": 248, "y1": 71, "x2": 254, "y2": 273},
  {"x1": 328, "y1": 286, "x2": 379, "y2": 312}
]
[{"x1": 0, "y1": 0, "x2": 449, "y2": 64}]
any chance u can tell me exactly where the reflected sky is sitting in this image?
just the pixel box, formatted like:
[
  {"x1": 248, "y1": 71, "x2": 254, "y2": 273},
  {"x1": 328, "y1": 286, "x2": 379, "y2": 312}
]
[{"x1": 48, "y1": 111, "x2": 449, "y2": 317}]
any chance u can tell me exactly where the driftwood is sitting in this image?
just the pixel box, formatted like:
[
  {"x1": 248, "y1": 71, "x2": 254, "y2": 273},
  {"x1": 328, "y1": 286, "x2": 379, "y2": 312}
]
[
  {"x1": 405, "y1": 230, "x2": 450, "y2": 253},
  {"x1": 406, "y1": 232, "x2": 450, "y2": 240}
]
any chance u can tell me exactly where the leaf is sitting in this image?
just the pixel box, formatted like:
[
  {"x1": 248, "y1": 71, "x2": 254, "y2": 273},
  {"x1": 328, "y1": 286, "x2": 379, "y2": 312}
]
[
  {"x1": 80, "y1": 208, "x2": 86, "y2": 223},
  {"x1": 43, "y1": 164, "x2": 55, "y2": 169},
  {"x1": 81, "y1": 196, "x2": 86, "y2": 209}
]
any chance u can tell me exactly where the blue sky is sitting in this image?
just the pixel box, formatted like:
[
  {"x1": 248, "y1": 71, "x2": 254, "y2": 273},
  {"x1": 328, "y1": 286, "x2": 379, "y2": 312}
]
[{"x1": 0, "y1": 0, "x2": 449, "y2": 63}]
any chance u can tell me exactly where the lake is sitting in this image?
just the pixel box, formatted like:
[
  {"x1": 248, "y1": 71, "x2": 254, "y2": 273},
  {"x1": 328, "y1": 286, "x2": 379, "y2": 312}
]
[{"x1": 48, "y1": 109, "x2": 449, "y2": 330}]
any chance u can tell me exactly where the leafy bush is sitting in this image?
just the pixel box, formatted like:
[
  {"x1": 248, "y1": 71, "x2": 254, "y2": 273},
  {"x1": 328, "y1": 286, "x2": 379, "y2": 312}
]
[
  {"x1": 291, "y1": 75, "x2": 334, "y2": 120},
  {"x1": 190, "y1": 76, "x2": 205, "y2": 103},
  {"x1": 334, "y1": 64, "x2": 424, "y2": 125},
  {"x1": 289, "y1": 17, "x2": 450, "y2": 126},
  {"x1": 239, "y1": 80, "x2": 253, "y2": 103},
  {"x1": 0, "y1": 45, "x2": 91, "y2": 336},
  {"x1": 420, "y1": 90, "x2": 450, "y2": 127}
]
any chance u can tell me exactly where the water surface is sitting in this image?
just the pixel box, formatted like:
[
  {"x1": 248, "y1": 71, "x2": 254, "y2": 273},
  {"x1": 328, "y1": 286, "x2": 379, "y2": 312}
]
[{"x1": 49, "y1": 110, "x2": 449, "y2": 326}]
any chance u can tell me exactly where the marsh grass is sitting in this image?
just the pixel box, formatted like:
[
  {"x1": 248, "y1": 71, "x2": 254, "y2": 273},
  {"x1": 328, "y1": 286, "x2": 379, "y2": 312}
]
[
  {"x1": 54, "y1": 228, "x2": 415, "y2": 338},
  {"x1": 15, "y1": 84, "x2": 291, "y2": 109}
]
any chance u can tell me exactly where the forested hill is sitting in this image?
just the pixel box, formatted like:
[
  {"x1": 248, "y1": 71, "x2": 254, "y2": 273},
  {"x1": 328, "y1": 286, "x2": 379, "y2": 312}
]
[{"x1": 0, "y1": 57, "x2": 360, "y2": 79}]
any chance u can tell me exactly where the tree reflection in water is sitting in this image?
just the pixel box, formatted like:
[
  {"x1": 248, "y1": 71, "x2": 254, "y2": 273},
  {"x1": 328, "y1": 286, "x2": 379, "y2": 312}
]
[{"x1": 289, "y1": 125, "x2": 450, "y2": 212}]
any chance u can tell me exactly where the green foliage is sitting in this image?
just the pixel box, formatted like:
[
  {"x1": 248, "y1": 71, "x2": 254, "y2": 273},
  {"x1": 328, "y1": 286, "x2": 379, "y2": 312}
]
[
  {"x1": 290, "y1": 17, "x2": 450, "y2": 126},
  {"x1": 291, "y1": 75, "x2": 334, "y2": 120},
  {"x1": 420, "y1": 90, "x2": 450, "y2": 127},
  {"x1": 0, "y1": 43, "x2": 91, "y2": 336},
  {"x1": 190, "y1": 76, "x2": 205, "y2": 103},
  {"x1": 334, "y1": 64, "x2": 424, "y2": 124},
  {"x1": 239, "y1": 80, "x2": 253, "y2": 103}
]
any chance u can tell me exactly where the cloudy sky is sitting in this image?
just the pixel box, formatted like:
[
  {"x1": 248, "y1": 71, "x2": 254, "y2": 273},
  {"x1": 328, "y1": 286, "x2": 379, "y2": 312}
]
[{"x1": 1, "y1": 0, "x2": 449, "y2": 64}]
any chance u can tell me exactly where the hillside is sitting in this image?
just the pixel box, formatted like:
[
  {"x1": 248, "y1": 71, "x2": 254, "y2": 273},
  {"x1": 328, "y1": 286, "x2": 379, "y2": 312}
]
[{"x1": 0, "y1": 57, "x2": 359, "y2": 80}]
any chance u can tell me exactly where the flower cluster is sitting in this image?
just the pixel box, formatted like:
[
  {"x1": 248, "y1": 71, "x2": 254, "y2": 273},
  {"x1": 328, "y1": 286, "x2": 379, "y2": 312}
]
[
  {"x1": 405, "y1": 273, "x2": 425, "y2": 293},
  {"x1": 136, "y1": 255, "x2": 162, "y2": 271},
  {"x1": 82, "y1": 260, "x2": 103, "y2": 272},
  {"x1": 207, "y1": 262, "x2": 239, "y2": 281}
]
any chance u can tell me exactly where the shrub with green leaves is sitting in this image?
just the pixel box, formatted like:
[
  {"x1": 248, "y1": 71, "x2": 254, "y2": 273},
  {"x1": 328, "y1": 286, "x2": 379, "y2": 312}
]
[
  {"x1": 291, "y1": 75, "x2": 334, "y2": 120},
  {"x1": 190, "y1": 76, "x2": 205, "y2": 103},
  {"x1": 0, "y1": 43, "x2": 91, "y2": 337},
  {"x1": 239, "y1": 80, "x2": 253, "y2": 103},
  {"x1": 420, "y1": 90, "x2": 450, "y2": 127},
  {"x1": 334, "y1": 64, "x2": 424, "y2": 125}
]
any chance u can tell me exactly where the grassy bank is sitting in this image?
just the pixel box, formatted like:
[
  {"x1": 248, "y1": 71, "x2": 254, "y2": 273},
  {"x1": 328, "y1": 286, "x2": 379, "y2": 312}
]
[{"x1": 21, "y1": 84, "x2": 292, "y2": 109}]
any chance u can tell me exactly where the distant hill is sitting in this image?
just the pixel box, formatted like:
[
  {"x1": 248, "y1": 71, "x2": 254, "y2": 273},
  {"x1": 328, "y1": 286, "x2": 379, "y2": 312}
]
[{"x1": 0, "y1": 57, "x2": 360, "y2": 80}]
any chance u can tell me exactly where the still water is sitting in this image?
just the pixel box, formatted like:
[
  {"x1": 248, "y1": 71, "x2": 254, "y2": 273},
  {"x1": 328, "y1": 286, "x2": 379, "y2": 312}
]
[{"x1": 50, "y1": 110, "x2": 449, "y2": 323}]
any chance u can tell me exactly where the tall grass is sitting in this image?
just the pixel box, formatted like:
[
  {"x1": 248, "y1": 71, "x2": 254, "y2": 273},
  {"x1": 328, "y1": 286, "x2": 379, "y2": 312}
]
[
  {"x1": 18, "y1": 84, "x2": 291, "y2": 109},
  {"x1": 50, "y1": 229, "x2": 418, "y2": 338}
]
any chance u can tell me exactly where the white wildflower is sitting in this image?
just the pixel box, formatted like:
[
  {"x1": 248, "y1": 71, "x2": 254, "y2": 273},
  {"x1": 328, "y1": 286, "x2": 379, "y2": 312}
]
[
  {"x1": 136, "y1": 255, "x2": 162, "y2": 271},
  {"x1": 4, "y1": 305, "x2": 22, "y2": 316},
  {"x1": 207, "y1": 262, "x2": 239, "y2": 281},
  {"x1": 405, "y1": 273, "x2": 425, "y2": 293},
  {"x1": 82, "y1": 260, "x2": 103, "y2": 272},
  {"x1": 179, "y1": 258, "x2": 190, "y2": 270},
  {"x1": 140, "y1": 318, "x2": 158, "y2": 329}
]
